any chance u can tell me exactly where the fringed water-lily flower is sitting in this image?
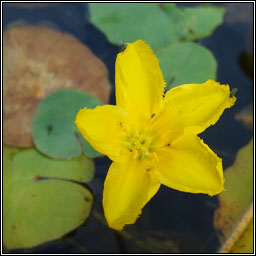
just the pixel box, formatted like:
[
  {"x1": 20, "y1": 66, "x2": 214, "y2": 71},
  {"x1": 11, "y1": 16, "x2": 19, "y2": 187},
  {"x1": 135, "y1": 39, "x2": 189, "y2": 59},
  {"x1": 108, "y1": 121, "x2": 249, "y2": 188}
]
[{"x1": 75, "y1": 40, "x2": 236, "y2": 230}]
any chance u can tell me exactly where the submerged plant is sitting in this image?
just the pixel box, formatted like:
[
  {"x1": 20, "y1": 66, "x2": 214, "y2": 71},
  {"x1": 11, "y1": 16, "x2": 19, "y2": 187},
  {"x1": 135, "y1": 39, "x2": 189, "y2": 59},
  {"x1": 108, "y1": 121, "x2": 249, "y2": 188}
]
[{"x1": 75, "y1": 40, "x2": 236, "y2": 230}]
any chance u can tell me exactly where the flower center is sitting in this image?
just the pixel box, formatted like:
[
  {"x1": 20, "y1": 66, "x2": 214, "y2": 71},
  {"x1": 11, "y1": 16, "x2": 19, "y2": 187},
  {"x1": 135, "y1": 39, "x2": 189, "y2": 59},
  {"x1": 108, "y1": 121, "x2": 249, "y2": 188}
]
[{"x1": 125, "y1": 132, "x2": 153, "y2": 160}]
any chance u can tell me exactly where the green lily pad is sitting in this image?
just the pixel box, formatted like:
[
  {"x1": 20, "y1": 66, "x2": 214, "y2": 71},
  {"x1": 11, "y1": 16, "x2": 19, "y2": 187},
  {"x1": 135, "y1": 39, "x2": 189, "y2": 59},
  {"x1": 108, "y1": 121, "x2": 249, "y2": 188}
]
[
  {"x1": 89, "y1": 3, "x2": 178, "y2": 50},
  {"x1": 32, "y1": 89, "x2": 102, "y2": 159},
  {"x1": 3, "y1": 146, "x2": 19, "y2": 170},
  {"x1": 80, "y1": 134, "x2": 102, "y2": 158},
  {"x1": 214, "y1": 139, "x2": 253, "y2": 252},
  {"x1": 156, "y1": 42, "x2": 217, "y2": 89},
  {"x1": 3, "y1": 146, "x2": 94, "y2": 250},
  {"x1": 161, "y1": 3, "x2": 225, "y2": 41}
]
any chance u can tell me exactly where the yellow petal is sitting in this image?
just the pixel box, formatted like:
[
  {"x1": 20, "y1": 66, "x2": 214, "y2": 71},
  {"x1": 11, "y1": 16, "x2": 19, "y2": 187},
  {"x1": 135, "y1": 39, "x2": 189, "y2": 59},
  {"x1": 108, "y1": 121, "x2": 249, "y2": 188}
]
[
  {"x1": 156, "y1": 132, "x2": 224, "y2": 196},
  {"x1": 103, "y1": 161, "x2": 160, "y2": 230},
  {"x1": 75, "y1": 105, "x2": 127, "y2": 161},
  {"x1": 115, "y1": 40, "x2": 165, "y2": 124},
  {"x1": 151, "y1": 80, "x2": 236, "y2": 143}
]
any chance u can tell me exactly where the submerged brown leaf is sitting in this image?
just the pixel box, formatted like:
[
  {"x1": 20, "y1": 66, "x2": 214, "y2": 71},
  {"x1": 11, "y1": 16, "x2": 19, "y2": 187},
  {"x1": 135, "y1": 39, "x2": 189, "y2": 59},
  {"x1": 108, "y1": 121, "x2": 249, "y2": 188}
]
[
  {"x1": 235, "y1": 103, "x2": 253, "y2": 130},
  {"x1": 3, "y1": 26, "x2": 111, "y2": 147}
]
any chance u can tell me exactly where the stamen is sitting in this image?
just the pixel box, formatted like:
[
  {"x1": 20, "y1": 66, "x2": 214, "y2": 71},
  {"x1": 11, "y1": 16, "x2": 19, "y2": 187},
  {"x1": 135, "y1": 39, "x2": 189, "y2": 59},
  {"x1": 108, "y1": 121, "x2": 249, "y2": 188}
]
[{"x1": 125, "y1": 132, "x2": 153, "y2": 161}]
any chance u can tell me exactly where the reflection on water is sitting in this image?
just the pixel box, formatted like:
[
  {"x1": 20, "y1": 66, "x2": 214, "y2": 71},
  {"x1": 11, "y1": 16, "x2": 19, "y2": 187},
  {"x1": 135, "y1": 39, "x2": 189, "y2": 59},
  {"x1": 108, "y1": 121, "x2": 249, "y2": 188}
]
[{"x1": 3, "y1": 3, "x2": 253, "y2": 253}]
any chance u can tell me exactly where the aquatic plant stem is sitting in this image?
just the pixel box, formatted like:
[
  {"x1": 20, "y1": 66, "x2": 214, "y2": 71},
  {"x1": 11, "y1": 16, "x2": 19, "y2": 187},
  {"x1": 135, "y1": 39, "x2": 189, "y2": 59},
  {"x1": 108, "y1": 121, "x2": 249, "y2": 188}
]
[{"x1": 113, "y1": 230, "x2": 126, "y2": 253}]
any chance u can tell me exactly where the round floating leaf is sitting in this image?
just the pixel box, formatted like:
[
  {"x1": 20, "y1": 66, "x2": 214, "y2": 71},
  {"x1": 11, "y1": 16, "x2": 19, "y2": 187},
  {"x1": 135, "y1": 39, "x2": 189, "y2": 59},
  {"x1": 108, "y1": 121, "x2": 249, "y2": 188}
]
[
  {"x1": 3, "y1": 146, "x2": 94, "y2": 250},
  {"x1": 32, "y1": 89, "x2": 102, "y2": 159},
  {"x1": 3, "y1": 146, "x2": 19, "y2": 170},
  {"x1": 3, "y1": 26, "x2": 111, "y2": 148},
  {"x1": 161, "y1": 4, "x2": 225, "y2": 41},
  {"x1": 79, "y1": 133, "x2": 102, "y2": 158},
  {"x1": 182, "y1": 5, "x2": 225, "y2": 40},
  {"x1": 156, "y1": 42, "x2": 217, "y2": 89},
  {"x1": 231, "y1": 219, "x2": 253, "y2": 253},
  {"x1": 214, "y1": 139, "x2": 253, "y2": 246},
  {"x1": 89, "y1": 3, "x2": 178, "y2": 50}
]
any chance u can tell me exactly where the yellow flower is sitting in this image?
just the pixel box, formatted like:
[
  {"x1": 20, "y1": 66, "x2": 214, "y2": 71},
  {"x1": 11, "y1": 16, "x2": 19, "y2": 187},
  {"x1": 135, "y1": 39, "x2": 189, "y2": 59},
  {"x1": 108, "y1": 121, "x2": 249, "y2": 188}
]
[{"x1": 75, "y1": 40, "x2": 236, "y2": 231}]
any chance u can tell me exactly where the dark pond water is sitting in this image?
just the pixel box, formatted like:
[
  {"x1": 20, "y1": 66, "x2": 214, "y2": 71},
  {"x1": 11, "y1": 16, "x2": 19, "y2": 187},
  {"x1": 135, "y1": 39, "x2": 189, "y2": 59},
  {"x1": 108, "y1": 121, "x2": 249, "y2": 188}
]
[{"x1": 3, "y1": 3, "x2": 253, "y2": 254}]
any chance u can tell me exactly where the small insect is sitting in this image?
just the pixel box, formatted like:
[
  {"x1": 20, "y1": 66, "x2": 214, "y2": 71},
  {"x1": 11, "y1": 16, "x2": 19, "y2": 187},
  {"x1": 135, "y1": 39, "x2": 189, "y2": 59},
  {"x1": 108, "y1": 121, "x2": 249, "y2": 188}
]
[
  {"x1": 230, "y1": 88, "x2": 238, "y2": 98},
  {"x1": 119, "y1": 40, "x2": 126, "y2": 52}
]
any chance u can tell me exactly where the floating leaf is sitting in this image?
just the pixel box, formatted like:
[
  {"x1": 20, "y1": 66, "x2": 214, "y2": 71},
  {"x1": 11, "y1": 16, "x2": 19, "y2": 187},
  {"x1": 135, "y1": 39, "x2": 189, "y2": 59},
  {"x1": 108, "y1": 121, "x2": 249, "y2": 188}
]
[
  {"x1": 156, "y1": 42, "x2": 217, "y2": 89},
  {"x1": 3, "y1": 25, "x2": 111, "y2": 147},
  {"x1": 217, "y1": 204, "x2": 253, "y2": 253},
  {"x1": 3, "y1": 146, "x2": 19, "y2": 170},
  {"x1": 32, "y1": 89, "x2": 102, "y2": 159},
  {"x1": 230, "y1": 219, "x2": 253, "y2": 253},
  {"x1": 161, "y1": 3, "x2": 225, "y2": 41},
  {"x1": 80, "y1": 134, "x2": 102, "y2": 158},
  {"x1": 89, "y1": 3, "x2": 178, "y2": 50},
  {"x1": 3, "y1": 146, "x2": 94, "y2": 250},
  {"x1": 214, "y1": 139, "x2": 253, "y2": 253}
]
